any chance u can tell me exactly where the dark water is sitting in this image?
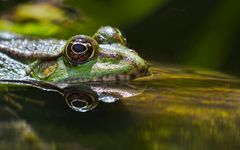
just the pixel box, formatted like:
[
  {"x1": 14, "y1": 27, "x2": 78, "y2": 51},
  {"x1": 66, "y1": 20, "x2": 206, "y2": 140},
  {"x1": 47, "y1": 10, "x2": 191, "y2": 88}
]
[
  {"x1": 1, "y1": 0, "x2": 240, "y2": 149},
  {"x1": 1, "y1": 66, "x2": 240, "y2": 150}
]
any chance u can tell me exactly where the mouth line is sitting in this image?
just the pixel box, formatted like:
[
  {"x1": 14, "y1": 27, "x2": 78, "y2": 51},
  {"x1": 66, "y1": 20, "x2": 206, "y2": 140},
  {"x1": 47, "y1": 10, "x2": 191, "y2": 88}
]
[{"x1": 64, "y1": 67, "x2": 149, "y2": 83}]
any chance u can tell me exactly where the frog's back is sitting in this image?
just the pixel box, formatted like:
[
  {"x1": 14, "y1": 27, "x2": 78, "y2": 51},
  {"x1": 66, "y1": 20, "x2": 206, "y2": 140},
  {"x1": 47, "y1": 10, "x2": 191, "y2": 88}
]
[{"x1": 0, "y1": 31, "x2": 65, "y2": 60}]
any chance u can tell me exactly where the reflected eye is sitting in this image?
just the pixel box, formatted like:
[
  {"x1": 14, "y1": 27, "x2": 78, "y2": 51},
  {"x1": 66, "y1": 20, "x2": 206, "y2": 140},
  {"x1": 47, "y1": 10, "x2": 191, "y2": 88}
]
[
  {"x1": 64, "y1": 35, "x2": 98, "y2": 65},
  {"x1": 65, "y1": 91, "x2": 99, "y2": 112}
]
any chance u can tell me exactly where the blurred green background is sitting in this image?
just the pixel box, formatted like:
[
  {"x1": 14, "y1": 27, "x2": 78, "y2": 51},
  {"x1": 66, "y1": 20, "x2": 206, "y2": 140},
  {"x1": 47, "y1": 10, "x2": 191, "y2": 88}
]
[{"x1": 0, "y1": 0, "x2": 240, "y2": 76}]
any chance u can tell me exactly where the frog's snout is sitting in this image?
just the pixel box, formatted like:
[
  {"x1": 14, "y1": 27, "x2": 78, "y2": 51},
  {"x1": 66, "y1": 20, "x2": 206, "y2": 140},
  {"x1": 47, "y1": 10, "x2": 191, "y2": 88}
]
[{"x1": 129, "y1": 62, "x2": 149, "y2": 80}]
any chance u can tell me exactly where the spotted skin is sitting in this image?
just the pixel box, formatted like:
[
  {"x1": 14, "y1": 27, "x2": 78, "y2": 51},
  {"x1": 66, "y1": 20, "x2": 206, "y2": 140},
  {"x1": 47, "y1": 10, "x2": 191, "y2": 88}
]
[{"x1": 0, "y1": 38, "x2": 65, "y2": 60}]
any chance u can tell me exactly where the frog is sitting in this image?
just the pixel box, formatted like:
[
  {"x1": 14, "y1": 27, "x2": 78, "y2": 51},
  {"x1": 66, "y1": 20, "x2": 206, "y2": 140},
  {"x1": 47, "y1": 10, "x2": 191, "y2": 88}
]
[{"x1": 0, "y1": 26, "x2": 149, "y2": 83}]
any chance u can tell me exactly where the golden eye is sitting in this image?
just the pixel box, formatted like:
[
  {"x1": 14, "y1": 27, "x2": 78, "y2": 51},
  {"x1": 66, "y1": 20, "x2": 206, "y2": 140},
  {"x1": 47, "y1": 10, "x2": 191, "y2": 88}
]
[{"x1": 64, "y1": 35, "x2": 98, "y2": 65}]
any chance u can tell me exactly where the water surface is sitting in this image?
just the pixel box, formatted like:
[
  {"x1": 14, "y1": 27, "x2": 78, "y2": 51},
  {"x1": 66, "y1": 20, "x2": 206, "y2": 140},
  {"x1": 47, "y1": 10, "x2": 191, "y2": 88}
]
[{"x1": 1, "y1": 65, "x2": 240, "y2": 150}]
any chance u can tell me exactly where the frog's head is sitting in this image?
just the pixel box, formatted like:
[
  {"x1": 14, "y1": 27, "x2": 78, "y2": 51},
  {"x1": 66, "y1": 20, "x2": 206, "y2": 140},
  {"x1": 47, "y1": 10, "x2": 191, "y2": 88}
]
[{"x1": 33, "y1": 26, "x2": 149, "y2": 82}]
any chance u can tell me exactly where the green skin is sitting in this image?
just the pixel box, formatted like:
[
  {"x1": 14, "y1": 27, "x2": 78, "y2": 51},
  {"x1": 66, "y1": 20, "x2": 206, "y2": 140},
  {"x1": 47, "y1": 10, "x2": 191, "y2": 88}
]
[{"x1": 0, "y1": 26, "x2": 148, "y2": 83}]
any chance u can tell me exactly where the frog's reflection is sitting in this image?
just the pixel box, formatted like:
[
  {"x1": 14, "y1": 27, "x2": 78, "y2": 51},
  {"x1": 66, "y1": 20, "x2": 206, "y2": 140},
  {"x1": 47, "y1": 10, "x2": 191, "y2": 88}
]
[
  {"x1": 0, "y1": 80, "x2": 145, "y2": 113},
  {"x1": 0, "y1": 81, "x2": 145, "y2": 149},
  {"x1": 62, "y1": 82, "x2": 144, "y2": 112}
]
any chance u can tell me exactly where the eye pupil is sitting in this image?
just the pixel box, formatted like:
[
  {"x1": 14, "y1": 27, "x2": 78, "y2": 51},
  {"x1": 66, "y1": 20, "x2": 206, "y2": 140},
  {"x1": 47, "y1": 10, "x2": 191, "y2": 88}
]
[{"x1": 72, "y1": 44, "x2": 86, "y2": 53}]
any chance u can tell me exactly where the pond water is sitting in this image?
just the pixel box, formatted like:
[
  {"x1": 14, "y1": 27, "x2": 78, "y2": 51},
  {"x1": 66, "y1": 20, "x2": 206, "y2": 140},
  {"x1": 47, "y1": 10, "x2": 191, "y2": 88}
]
[
  {"x1": 1, "y1": 66, "x2": 240, "y2": 150},
  {"x1": 0, "y1": 0, "x2": 240, "y2": 149}
]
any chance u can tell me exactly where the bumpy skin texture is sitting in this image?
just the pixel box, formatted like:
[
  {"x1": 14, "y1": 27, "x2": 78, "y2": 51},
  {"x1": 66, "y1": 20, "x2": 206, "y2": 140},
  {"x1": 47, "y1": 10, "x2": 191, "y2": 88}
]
[{"x1": 0, "y1": 26, "x2": 148, "y2": 83}]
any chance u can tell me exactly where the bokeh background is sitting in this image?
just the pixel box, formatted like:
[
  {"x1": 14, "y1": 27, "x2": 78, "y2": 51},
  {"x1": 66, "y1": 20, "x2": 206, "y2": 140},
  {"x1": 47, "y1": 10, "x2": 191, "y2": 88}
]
[{"x1": 1, "y1": 0, "x2": 240, "y2": 76}]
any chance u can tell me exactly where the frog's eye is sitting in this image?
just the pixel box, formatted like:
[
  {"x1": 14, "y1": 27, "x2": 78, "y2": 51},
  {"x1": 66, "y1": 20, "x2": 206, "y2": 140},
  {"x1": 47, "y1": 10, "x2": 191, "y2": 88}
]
[
  {"x1": 93, "y1": 26, "x2": 127, "y2": 46},
  {"x1": 64, "y1": 35, "x2": 98, "y2": 65}
]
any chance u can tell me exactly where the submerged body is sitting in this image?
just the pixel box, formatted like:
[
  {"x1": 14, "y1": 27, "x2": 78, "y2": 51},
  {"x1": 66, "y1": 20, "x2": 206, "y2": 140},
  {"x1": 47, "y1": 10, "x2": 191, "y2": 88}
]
[{"x1": 0, "y1": 26, "x2": 148, "y2": 83}]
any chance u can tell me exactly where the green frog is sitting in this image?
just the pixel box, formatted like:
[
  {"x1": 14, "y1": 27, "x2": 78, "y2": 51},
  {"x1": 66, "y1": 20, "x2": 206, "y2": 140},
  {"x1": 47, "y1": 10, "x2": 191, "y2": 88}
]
[{"x1": 0, "y1": 26, "x2": 149, "y2": 83}]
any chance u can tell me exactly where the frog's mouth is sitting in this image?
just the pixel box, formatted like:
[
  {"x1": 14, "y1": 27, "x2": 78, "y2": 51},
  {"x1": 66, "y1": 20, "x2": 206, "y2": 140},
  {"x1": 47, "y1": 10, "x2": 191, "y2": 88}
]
[
  {"x1": 92, "y1": 61, "x2": 150, "y2": 82},
  {"x1": 124, "y1": 65, "x2": 150, "y2": 80},
  {"x1": 100, "y1": 68, "x2": 149, "y2": 81}
]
